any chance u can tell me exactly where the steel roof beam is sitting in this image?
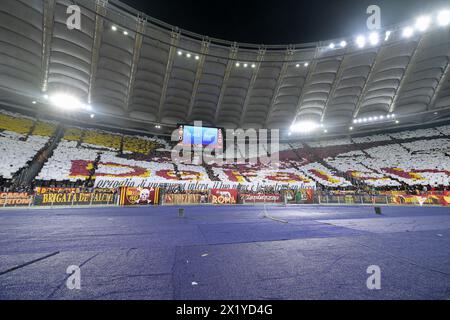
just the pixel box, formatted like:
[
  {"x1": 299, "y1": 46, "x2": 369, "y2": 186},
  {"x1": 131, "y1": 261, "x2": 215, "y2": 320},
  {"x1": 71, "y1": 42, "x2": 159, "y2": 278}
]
[
  {"x1": 292, "y1": 46, "x2": 320, "y2": 124},
  {"x1": 88, "y1": 0, "x2": 108, "y2": 104},
  {"x1": 428, "y1": 55, "x2": 450, "y2": 111},
  {"x1": 352, "y1": 46, "x2": 386, "y2": 118},
  {"x1": 125, "y1": 15, "x2": 146, "y2": 112},
  {"x1": 320, "y1": 50, "x2": 348, "y2": 122},
  {"x1": 41, "y1": 0, "x2": 56, "y2": 93},
  {"x1": 389, "y1": 36, "x2": 424, "y2": 113},
  {"x1": 264, "y1": 48, "x2": 293, "y2": 127}
]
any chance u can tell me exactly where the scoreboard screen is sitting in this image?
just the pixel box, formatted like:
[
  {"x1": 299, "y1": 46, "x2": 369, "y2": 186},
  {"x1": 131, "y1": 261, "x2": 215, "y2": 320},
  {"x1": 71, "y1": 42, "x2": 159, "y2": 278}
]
[{"x1": 177, "y1": 125, "x2": 223, "y2": 149}]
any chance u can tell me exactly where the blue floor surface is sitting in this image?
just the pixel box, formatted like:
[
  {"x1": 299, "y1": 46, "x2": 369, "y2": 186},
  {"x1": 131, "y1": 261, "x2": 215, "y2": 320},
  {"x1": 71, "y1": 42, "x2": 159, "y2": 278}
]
[{"x1": 0, "y1": 205, "x2": 449, "y2": 299}]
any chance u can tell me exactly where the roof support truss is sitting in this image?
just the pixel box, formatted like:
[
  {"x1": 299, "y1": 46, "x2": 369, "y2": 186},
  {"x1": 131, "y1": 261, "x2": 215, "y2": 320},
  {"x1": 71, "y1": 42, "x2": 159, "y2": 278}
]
[
  {"x1": 428, "y1": 55, "x2": 450, "y2": 110},
  {"x1": 41, "y1": 0, "x2": 56, "y2": 93},
  {"x1": 292, "y1": 46, "x2": 320, "y2": 124},
  {"x1": 353, "y1": 46, "x2": 386, "y2": 118},
  {"x1": 239, "y1": 48, "x2": 266, "y2": 126},
  {"x1": 389, "y1": 36, "x2": 424, "y2": 113},
  {"x1": 88, "y1": 0, "x2": 108, "y2": 104}
]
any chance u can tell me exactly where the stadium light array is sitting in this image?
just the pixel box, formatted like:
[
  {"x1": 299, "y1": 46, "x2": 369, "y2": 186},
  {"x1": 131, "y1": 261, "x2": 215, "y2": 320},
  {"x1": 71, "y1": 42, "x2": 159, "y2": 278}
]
[
  {"x1": 369, "y1": 32, "x2": 379, "y2": 45},
  {"x1": 356, "y1": 35, "x2": 366, "y2": 48},
  {"x1": 385, "y1": 31, "x2": 392, "y2": 41},
  {"x1": 290, "y1": 121, "x2": 320, "y2": 133}
]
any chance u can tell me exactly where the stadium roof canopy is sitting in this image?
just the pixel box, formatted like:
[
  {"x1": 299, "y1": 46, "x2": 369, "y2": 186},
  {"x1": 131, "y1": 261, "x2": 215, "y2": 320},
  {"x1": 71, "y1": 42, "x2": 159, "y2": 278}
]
[{"x1": 1, "y1": 0, "x2": 450, "y2": 135}]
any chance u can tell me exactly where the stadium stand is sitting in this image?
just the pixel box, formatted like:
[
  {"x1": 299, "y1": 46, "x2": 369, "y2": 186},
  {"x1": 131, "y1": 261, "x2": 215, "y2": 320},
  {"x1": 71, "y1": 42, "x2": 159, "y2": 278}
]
[{"x1": 1, "y1": 109, "x2": 450, "y2": 192}]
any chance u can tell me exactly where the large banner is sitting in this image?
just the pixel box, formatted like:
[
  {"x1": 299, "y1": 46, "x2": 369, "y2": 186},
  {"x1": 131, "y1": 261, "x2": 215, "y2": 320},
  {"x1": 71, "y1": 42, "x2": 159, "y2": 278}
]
[
  {"x1": 0, "y1": 192, "x2": 32, "y2": 207},
  {"x1": 34, "y1": 192, "x2": 115, "y2": 206},
  {"x1": 119, "y1": 187, "x2": 160, "y2": 205},
  {"x1": 390, "y1": 192, "x2": 450, "y2": 206},
  {"x1": 209, "y1": 189, "x2": 238, "y2": 204},
  {"x1": 285, "y1": 189, "x2": 314, "y2": 204},
  {"x1": 241, "y1": 194, "x2": 283, "y2": 203},
  {"x1": 94, "y1": 177, "x2": 314, "y2": 191}
]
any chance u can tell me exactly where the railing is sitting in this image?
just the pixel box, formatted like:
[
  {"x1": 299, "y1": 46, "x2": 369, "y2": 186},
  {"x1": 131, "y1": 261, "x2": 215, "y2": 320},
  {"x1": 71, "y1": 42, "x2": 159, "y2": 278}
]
[{"x1": 1, "y1": 192, "x2": 119, "y2": 208}]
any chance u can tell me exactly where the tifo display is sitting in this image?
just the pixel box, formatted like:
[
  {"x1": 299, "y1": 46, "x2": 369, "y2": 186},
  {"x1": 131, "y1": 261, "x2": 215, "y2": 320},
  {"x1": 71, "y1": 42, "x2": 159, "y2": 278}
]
[{"x1": 0, "y1": 109, "x2": 449, "y2": 208}]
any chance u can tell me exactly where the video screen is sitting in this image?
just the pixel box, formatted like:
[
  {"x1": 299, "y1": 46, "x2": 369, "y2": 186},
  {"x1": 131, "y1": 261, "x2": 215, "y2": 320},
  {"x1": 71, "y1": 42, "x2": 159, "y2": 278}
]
[{"x1": 178, "y1": 125, "x2": 223, "y2": 149}]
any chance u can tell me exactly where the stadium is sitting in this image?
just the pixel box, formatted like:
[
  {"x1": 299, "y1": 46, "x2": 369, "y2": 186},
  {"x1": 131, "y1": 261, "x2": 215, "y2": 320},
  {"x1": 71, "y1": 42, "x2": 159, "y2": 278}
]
[{"x1": 0, "y1": 0, "x2": 450, "y2": 302}]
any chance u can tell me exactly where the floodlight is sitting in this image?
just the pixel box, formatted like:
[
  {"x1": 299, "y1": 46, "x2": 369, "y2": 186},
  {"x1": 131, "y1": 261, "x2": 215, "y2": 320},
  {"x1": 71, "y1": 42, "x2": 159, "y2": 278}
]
[
  {"x1": 329, "y1": 43, "x2": 335, "y2": 49},
  {"x1": 356, "y1": 35, "x2": 366, "y2": 48},
  {"x1": 290, "y1": 121, "x2": 320, "y2": 133},
  {"x1": 296, "y1": 63, "x2": 300, "y2": 68},
  {"x1": 340, "y1": 40, "x2": 347, "y2": 48},
  {"x1": 243, "y1": 63, "x2": 248, "y2": 68},
  {"x1": 385, "y1": 31, "x2": 392, "y2": 41},
  {"x1": 438, "y1": 10, "x2": 450, "y2": 26},
  {"x1": 177, "y1": 50, "x2": 183, "y2": 56},
  {"x1": 32, "y1": 101, "x2": 37, "y2": 104},
  {"x1": 251, "y1": 64, "x2": 256, "y2": 68},
  {"x1": 111, "y1": 26, "x2": 117, "y2": 31},
  {"x1": 402, "y1": 26, "x2": 414, "y2": 38},
  {"x1": 415, "y1": 16, "x2": 431, "y2": 31},
  {"x1": 123, "y1": 31, "x2": 128, "y2": 36},
  {"x1": 186, "y1": 53, "x2": 191, "y2": 58},
  {"x1": 50, "y1": 93, "x2": 87, "y2": 111},
  {"x1": 195, "y1": 55, "x2": 200, "y2": 60},
  {"x1": 369, "y1": 32, "x2": 379, "y2": 45},
  {"x1": 304, "y1": 62, "x2": 309, "y2": 67},
  {"x1": 235, "y1": 62, "x2": 240, "y2": 67}
]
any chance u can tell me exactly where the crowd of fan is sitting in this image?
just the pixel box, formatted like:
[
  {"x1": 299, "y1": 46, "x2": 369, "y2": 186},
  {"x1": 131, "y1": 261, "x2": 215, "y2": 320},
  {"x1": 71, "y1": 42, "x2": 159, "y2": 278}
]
[{"x1": 1, "y1": 109, "x2": 450, "y2": 195}]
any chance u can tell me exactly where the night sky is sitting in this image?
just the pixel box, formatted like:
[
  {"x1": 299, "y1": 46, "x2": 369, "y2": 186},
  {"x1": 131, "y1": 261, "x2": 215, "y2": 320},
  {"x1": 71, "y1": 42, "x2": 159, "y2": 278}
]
[{"x1": 120, "y1": 0, "x2": 448, "y2": 44}]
